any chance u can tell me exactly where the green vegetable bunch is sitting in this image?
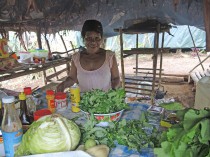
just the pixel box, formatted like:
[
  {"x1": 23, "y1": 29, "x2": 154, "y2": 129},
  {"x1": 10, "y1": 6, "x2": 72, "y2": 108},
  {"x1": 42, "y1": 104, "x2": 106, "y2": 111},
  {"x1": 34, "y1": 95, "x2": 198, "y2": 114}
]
[
  {"x1": 154, "y1": 108, "x2": 210, "y2": 157},
  {"x1": 80, "y1": 112, "x2": 161, "y2": 152},
  {"x1": 80, "y1": 88, "x2": 129, "y2": 114}
]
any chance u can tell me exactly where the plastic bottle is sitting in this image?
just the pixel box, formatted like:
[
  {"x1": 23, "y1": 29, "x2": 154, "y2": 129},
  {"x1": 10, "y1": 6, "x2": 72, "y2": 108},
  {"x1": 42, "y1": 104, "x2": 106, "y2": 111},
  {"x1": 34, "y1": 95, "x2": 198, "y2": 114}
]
[
  {"x1": 19, "y1": 92, "x2": 31, "y2": 125},
  {"x1": 1, "y1": 96, "x2": 23, "y2": 157},
  {"x1": 70, "y1": 83, "x2": 80, "y2": 112},
  {"x1": 24, "y1": 87, "x2": 36, "y2": 121},
  {"x1": 46, "y1": 90, "x2": 55, "y2": 113}
]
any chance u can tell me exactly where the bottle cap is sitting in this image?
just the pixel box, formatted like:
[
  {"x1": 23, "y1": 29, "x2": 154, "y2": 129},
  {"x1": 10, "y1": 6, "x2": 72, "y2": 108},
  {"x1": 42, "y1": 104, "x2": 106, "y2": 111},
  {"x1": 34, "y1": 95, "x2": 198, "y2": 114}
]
[
  {"x1": 46, "y1": 90, "x2": 54, "y2": 95},
  {"x1": 2, "y1": 96, "x2": 15, "y2": 104},
  {"x1": 24, "y1": 87, "x2": 32, "y2": 95},
  {"x1": 19, "y1": 92, "x2": 26, "y2": 100}
]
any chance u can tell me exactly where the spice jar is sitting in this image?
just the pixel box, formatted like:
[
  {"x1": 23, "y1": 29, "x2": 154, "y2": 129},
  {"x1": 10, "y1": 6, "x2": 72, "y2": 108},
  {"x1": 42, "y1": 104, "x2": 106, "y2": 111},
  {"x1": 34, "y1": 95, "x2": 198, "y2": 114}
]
[
  {"x1": 55, "y1": 92, "x2": 67, "y2": 111},
  {"x1": 46, "y1": 90, "x2": 55, "y2": 113}
]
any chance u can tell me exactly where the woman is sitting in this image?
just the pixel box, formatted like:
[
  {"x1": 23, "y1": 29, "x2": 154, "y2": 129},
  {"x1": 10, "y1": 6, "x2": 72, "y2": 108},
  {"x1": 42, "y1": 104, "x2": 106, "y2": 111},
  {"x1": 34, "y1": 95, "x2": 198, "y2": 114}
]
[{"x1": 56, "y1": 19, "x2": 120, "y2": 92}]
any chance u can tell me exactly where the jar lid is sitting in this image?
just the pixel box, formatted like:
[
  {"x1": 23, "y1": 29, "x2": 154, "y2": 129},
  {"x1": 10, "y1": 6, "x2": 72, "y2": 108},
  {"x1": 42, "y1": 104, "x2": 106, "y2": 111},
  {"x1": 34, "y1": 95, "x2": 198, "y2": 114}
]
[
  {"x1": 55, "y1": 92, "x2": 66, "y2": 99},
  {"x1": 46, "y1": 90, "x2": 54, "y2": 95},
  {"x1": 24, "y1": 87, "x2": 32, "y2": 95},
  {"x1": 2, "y1": 96, "x2": 15, "y2": 104},
  {"x1": 19, "y1": 92, "x2": 26, "y2": 100}
]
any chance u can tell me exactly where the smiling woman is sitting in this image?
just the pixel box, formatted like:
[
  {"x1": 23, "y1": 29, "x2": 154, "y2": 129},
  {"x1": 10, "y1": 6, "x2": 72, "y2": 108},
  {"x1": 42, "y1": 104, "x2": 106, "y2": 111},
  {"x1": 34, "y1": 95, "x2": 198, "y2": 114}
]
[{"x1": 56, "y1": 20, "x2": 121, "y2": 92}]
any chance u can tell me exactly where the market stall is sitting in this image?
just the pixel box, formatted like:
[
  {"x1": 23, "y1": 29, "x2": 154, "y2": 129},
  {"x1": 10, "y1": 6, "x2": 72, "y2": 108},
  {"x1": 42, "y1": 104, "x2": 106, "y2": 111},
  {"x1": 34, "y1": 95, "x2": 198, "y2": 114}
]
[{"x1": 0, "y1": 97, "x2": 156, "y2": 156}]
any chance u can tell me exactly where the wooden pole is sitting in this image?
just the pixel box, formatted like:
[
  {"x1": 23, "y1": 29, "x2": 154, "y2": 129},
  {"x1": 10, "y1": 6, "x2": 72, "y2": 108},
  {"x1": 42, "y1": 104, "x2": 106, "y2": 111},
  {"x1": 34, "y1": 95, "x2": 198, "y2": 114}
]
[
  {"x1": 44, "y1": 33, "x2": 59, "y2": 80},
  {"x1": 135, "y1": 34, "x2": 139, "y2": 75},
  {"x1": 70, "y1": 41, "x2": 76, "y2": 54},
  {"x1": 59, "y1": 34, "x2": 69, "y2": 57},
  {"x1": 188, "y1": 25, "x2": 204, "y2": 71},
  {"x1": 204, "y1": 0, "x2": 210, "y2": 51},
  {"x1": 119, "y1": 28, "x2": 125, "y2": 89},
  {"x1": 158, "y1": 32, "x2": 165, "y2": 88},
  {"x1": 36, "y1": 26, "x2": 42, "y2": 49},
  {"x1": 151, "y1": 24, "x2": 160, "y2": 105}
]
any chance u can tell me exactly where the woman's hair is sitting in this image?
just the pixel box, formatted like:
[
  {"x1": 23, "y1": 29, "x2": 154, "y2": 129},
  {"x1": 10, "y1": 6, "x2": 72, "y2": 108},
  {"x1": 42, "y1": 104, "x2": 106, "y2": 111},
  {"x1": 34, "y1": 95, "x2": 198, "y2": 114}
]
[{"x1": 81, "y1": 19, "x2": 103, "y2": 38}]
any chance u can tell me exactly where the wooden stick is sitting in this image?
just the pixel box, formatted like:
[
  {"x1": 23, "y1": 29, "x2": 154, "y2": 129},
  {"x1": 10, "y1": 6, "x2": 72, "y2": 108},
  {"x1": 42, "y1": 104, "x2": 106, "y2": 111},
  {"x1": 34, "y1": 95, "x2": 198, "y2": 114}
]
[
  {"x1": 188, "y1": 25, "x2": 204, "y2": 71},
  {"x1": 70, "y1": 41, "x2": 76, "y2": 53},
  {"x1": 120, "y1": 28, "x2": 125, "y2": 88},
  {"x1": 135, "y1": 34, "x2": 139, "y2": 75},
  {"x1": 44, "y1": 33, "x2": 58, "y2": 80},
  {"x1": 59, "y1": 34, "x2": 69, "y2": 57}
]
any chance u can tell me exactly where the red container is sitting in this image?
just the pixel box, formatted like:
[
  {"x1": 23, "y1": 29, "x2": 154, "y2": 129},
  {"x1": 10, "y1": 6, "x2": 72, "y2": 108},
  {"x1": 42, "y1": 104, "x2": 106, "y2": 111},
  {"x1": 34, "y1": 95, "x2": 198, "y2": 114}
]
[
  {"x1": 33, "y1": 109, "x2": 52, "y2": 121},
  {"x1": 55, "y1": 92, "x2": 67, "y2": 111}
]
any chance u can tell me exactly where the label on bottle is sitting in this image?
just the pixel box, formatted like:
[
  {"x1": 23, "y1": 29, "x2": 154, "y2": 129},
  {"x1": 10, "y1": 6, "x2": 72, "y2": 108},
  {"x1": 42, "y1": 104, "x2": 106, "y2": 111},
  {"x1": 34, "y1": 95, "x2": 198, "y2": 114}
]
[
  {"x1": 48, "y1": 99, "x2": 55, "y2": 113},
  {"x1": 71, "y1": 102, "x2": 80, "y2": 112},
  {"x1": 2, "y1": 128, "x2": 23, "y2": 156},
  {"x1": 55, "y1": 98, "x2": 67, "y2": 111},
  {"x1": 70, "y1": 84, "x2": 80, "y2": 103}
]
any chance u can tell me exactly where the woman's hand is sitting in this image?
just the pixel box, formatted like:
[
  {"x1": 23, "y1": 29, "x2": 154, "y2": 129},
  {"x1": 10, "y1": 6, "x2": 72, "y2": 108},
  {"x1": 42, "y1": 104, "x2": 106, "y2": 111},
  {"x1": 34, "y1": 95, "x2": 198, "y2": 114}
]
[{"x1": 56, "y1": 81, "x2": 65, "y2": 92}]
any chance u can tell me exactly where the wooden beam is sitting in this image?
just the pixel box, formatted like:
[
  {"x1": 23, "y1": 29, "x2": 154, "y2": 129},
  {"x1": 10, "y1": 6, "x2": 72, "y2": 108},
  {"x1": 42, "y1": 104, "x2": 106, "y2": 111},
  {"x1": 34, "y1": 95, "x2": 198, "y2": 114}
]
[
  {"x1": 37, "y1": 26, "x2": 42, "y2": 49},
  {"x1": 204, "y1": 0, "x2": 210, "y2": 51}
]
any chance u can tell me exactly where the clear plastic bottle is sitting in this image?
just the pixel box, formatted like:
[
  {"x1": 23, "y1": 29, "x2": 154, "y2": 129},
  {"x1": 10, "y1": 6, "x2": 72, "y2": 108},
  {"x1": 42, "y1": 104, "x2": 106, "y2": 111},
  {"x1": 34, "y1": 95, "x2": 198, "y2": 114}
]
[
  {"x1": 1, "y1": 96, "x2": 23, "y2": 157},
  {"x1": 24, "y1": 87, "x2": 36, "y2": 121}
]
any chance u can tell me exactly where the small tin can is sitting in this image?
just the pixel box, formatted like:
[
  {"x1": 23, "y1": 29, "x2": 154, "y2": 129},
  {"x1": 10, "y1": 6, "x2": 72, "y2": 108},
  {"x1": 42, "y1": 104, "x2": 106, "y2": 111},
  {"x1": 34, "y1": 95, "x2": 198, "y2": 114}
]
[
  {"x1": 55, "y1": 92, "x2": 67, "y2": 111},
  {"x1": 70, "y1": 83, "x2": 80, "y2": 112}
]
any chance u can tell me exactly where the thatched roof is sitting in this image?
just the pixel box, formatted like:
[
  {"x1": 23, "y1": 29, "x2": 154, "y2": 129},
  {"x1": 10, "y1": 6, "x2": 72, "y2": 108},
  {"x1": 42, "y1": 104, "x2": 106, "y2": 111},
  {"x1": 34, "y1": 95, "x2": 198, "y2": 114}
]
[{"x1": 0, "y1": 0, "x2": 204, "y2": 37}]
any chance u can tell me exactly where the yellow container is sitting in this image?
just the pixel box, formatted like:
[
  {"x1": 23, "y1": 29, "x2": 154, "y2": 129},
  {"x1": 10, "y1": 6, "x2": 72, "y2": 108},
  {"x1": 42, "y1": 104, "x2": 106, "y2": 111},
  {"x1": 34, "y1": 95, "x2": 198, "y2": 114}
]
[
  {"x1": 0, "y1": 39, "x2": 9, "y2": 58},
  {"x1": 46, "y1": 90, "x2": 55, "y2": 113},
  {"x1": 70, "y1": 83, "x2": 80, "y2": 112}
]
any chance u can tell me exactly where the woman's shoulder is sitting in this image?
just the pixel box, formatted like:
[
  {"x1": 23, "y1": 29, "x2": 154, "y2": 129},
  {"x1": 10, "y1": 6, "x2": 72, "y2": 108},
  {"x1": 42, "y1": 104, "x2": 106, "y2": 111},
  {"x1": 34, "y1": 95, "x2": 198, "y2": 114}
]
[
  {"x1": 105, "y1": 50, "x2": 115, "y2": 57},
  {"x1": 105, "y1": 49, "x2": 115, "y2": 54},
  {"x1": 71, "y1": 52, "x2": 80, "y2": 61}
]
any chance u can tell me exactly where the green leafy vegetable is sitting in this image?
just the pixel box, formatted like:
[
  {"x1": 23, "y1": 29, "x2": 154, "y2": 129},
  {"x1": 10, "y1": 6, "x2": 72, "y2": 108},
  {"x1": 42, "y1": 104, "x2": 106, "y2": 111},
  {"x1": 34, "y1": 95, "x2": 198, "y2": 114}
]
[
  {"x1": 154, "y1": 108, "x2": 210, "y2": 157},
  {"x1": 159, "y1": 102, "x2": 184, "y2": 110},
  {"x1": 80, "y1": 88, "x2": 129, "y2": 114},
  {"x1": 15, "y1": 114, "x2": 81, "y2": 156},
  {"x1": 80, "y1": 111, "x2": 161, "y2": 152}
]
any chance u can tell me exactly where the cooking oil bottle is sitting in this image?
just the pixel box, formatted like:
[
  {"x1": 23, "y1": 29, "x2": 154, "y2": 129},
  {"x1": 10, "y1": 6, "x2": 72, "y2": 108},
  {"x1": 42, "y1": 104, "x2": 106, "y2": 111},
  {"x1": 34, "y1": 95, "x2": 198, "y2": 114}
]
[{"x1": 70, "y1": 83, "x2": 80, "y2": 112}]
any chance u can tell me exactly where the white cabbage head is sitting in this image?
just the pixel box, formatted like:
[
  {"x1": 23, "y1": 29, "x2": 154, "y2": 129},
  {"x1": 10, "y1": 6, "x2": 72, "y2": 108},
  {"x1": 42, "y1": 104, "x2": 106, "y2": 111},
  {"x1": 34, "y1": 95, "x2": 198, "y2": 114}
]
[{"x1": 15, "y1": 114, "x2": 81, "y2": 156}]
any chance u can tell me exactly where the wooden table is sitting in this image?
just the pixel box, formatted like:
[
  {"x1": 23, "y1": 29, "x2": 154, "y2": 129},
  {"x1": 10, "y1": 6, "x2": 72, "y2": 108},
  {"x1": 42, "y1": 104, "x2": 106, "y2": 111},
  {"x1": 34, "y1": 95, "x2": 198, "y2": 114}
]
[{"x1": 0, "y1": 57, "x2": 71, "y2": 84}]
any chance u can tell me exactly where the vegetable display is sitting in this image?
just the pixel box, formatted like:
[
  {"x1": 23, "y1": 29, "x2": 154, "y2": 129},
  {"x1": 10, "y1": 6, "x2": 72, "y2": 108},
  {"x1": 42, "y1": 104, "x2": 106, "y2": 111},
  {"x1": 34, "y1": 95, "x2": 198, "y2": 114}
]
[
  {"x1": 15, "y1": 114, "x2": 81, "y2": 156},
  {"x1": 154, "y1": 108, "x2": 210, "y2": 157},
  {"x1": 80, "y1": 112, "x2": 161, "y2": 152},
  {"x1": 80, "y1": 88, "x2": 129, "y2": 114}
]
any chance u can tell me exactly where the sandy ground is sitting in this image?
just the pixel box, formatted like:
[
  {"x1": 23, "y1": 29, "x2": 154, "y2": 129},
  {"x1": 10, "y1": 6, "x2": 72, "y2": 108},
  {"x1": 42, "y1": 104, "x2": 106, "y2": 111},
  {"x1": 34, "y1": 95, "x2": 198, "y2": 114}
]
[
  {"x1": 120, "y1": 51, "x2": 210, "y2": 108},
  {"x1": 1, "y1": 51, "x2": 209, "y2": 108}
]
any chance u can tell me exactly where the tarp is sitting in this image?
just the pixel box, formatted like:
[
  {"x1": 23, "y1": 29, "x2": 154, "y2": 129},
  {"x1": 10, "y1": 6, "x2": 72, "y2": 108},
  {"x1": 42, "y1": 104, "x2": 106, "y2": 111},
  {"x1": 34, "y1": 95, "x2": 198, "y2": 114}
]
[{"x1": 105, "y1": 25, "x2": 206, "y2": 51}]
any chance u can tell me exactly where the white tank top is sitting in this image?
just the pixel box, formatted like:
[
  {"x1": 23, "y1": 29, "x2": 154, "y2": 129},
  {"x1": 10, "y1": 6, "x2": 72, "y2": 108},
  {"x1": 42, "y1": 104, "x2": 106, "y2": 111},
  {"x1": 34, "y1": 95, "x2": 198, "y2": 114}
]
[{"x1": 72, "y1": 50, "x2": 114, "y2": 92}]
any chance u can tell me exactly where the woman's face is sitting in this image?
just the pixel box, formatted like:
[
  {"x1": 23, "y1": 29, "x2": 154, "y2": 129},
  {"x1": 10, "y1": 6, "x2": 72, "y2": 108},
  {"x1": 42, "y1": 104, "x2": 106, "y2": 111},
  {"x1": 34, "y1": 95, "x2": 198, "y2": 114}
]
[{"x1": 84, "y1": 31, "x2": 102, "y2": 54}]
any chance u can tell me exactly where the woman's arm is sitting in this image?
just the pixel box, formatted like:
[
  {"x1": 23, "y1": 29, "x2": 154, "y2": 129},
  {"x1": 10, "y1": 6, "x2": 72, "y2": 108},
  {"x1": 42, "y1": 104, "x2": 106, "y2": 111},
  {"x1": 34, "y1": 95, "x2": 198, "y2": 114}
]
[
  {"x1": 56, "y1": 60, "x2": 78, "y2": 92},
  {"x1": 111, "y1": 54, "x2": 121, "y2": 89}
]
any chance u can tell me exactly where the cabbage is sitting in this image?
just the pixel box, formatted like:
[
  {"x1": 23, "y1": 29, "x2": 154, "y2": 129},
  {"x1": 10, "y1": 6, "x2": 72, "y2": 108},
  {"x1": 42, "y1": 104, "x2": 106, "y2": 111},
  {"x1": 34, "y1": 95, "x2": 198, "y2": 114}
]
[{"x1": 15, "y1": 114, "x2": 81, "y2": 156}]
